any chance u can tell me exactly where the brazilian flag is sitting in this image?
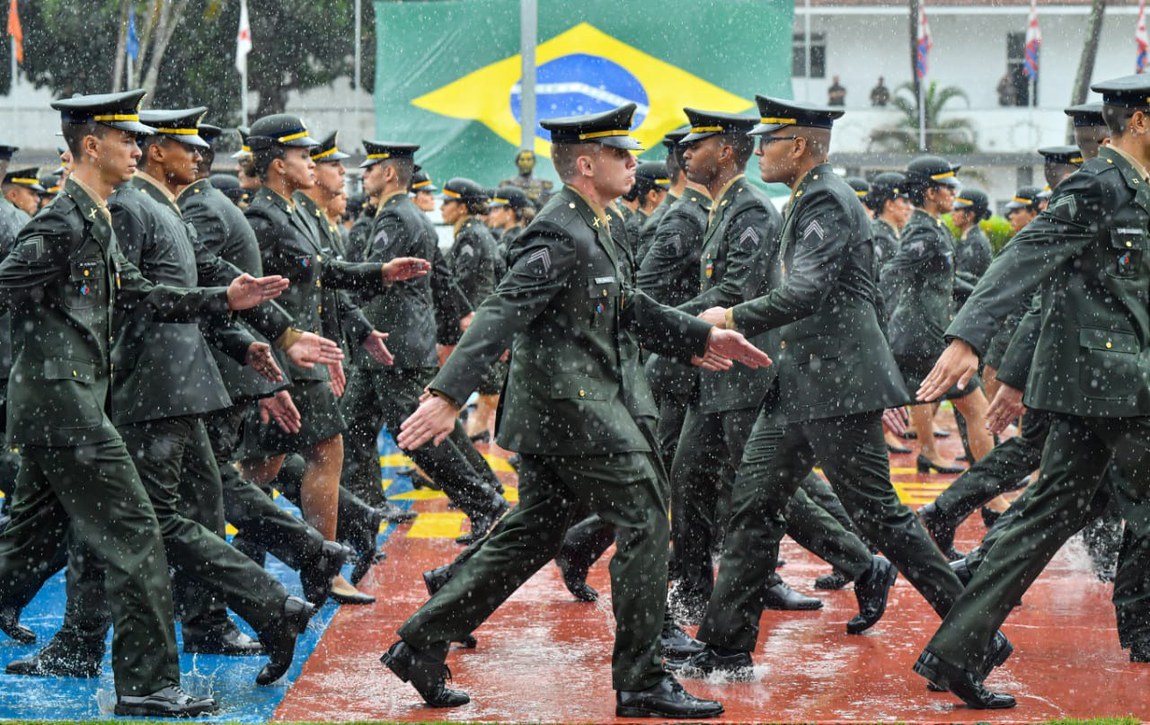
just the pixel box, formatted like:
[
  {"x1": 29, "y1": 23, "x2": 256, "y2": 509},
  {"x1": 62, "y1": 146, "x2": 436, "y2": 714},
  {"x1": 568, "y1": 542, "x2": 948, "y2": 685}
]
[{"x1": 373, "y1": 0, "x2": 793, "y2": 187}]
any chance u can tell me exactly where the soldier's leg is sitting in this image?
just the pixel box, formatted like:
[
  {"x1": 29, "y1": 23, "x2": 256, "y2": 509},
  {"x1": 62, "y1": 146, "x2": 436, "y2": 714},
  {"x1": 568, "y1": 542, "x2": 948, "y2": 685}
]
[
  {"x1": 783, "y1": 482, "x2": 872, "y2": 582},
  {"x1": 922, "y1": 414, "x2": 1114, "y2": 673},
  {"x1": 12, "y1": 442, "x2": 180, "y2": 696},
  {"x1": 808, "y1": 412, "x2": 963, "y2": 618},
  {"x1": 119, "y1": 417, "x2": 289, "y2": 636},
  {"x1": 797, "y1": 473, "x2": 867, "y2": 541},
  {"x1": 339, "y1": 371, "x2": 387, "y2": 507},
  {"x1": 695, "y1": 415, "x2": 815, "y2": 652}
]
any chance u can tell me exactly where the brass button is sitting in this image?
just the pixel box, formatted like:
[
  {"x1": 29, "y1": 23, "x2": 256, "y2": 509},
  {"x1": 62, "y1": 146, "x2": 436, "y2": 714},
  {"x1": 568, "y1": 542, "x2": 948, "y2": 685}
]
[
  {"x1": 72, "y1": 370, "x2": 77, "y2": 377},
  {"x1": 578, "y1": 389, "x2": 586, "y2": 398},
  {"x1": 318, "y1": 305, "x2": 323, "y2": 314},
  {"x1": 316, "y1": 280, "x2": 322, "y2": 288},
  {"x1": 779, "y1": 340, "x2": 787, "y2": 350},
  {"x1": 83, "y1": 269, "x2": 90, "y2": 277},
  {"x1": 1106, "y1": 341, "x2": 1113, "y2": 349},
  {"x1": 602, "y1": 290, "x2": 608, "y2": 297},
  {"x1": 1127, "y1": 241, "x2": 1134, "y2": 248}
]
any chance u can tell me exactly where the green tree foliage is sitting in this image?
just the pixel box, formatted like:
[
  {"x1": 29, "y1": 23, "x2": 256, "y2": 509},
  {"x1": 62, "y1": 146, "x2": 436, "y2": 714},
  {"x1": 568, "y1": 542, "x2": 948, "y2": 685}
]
[
  {"x1": 869, "y1": 81, "x2": 978, "y2": 154},
  {"x1": 15, "y1": 0, "x2": 375, "y2": 125}
]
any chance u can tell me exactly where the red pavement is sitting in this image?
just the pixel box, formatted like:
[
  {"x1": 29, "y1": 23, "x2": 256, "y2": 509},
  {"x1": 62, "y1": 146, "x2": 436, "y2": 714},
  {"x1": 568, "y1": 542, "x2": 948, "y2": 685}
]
[{"x1": 274, "y1": 423, "x2": 1150, "y2": 723}]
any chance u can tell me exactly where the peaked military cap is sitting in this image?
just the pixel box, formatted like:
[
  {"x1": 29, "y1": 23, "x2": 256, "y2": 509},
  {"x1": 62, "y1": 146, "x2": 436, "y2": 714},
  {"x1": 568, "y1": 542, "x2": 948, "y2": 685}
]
[
  {"x1": 662, "y1": 125, "x2": 689, "y2": 149},
  {"x1": 139, "y1": 107, "x2": 210, "y2": 148},
  {"x1": 954, "y1": 188, "x2": 991, "y2": 219},
  {"x1": 210, "y1": 174, "x2": 249, "y2": 205},
  {"x1": 1091, "y1": 75, "x2": 1150, "y2": 108},
  {"x1": 1064, "y1": 102, "x2": 1105, "y2": 128},
  {"x1": 865, "y1": 171, "x2": 908, "y2": 211},
  {"x1": 680, "y1": 109, "x2": 757, "y2": 143},
  {"x1": 51, "y1": 89, "x2": 156, "y2": 135},
  {"x1": 540, "y1": 103, "x2": 642, "y2": 150},
  {"x1": 0, "y1": 144, "x2": 18, "y2": 161},
  {"x1": 38, "y1": 172, "x2": 60, "y2": 194},
  {"x1": 409, "y1": 168, "x2": 438, "y2": 193},
  {"x1": 359, "y1": 140, "x2": 419, "y2": 169},
  {"x1": 905, "y1": 155, "x2": 961, "y2": 187},
  {"x1": 490, "y1": 186, "x2": 530, "y2": 210},
  {"x1": 637, "y1": 161, "x2": 670, "y2": 190},
  {"x1": 846, "y1": 176, "x2": 870, "y2": 199},
  {"x1": 1004, "y1": 185, "x2": 1043, "y2": 211},
  {"x1": 247, "y1": 114, "x2": 318, "y2": 151},
  {"x1": 197, "y1": 123, "x2": 223, "y2": 147},
  {"x1": 441, "y1": 177, "x2": 489, "y2": 204},
  {"x1": 3, "y1": 168, "x2": 44, "y2": 192},
  {"x1": 750, "y1": 95, "x2": 844, "y2": 136},
  {"x1": 230, "y1": 126, "x2": 252, "y2": 159},
  {"x1": 311, "y1": 131, "x2": 350, "y2": 162},
  {"x1": 1037, "y1": 185, "x2": 1053, "y2": 201},
  {"x1": 1037, "y1": 145, "x2": 1084, "y2": 166}
]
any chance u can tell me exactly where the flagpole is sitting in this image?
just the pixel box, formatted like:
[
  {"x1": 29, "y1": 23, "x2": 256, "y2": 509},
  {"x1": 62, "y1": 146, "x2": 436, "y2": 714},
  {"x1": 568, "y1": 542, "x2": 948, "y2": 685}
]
[
  {"x1": 241, "y1": 63, "x2": 249, "y2": 126},
  {"x1": 519, "y1": 0, "x2": 537, "y2": 152},
  {"x1": 918, "y1": 81, "x2": 926, "y2": 151}
]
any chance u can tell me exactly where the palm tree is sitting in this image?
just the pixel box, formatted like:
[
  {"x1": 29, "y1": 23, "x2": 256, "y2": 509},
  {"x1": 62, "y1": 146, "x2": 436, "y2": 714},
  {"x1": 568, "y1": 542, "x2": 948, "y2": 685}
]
[{"x1": 869, "y1": 81, "x2": 978, "y2": 154}]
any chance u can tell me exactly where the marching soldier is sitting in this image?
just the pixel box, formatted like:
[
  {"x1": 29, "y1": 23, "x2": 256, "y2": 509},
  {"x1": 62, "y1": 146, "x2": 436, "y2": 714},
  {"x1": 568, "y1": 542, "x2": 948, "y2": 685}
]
[
  {"x1": 1, "y1": 168, "x2": 44, "y2": 217},
  {"x1": 950, "y1": 188, "x2": 993, "y2": 311}
]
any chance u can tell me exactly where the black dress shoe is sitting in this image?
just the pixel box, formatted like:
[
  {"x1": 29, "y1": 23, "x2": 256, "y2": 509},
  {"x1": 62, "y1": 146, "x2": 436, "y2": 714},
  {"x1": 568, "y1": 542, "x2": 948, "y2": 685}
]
[
  {"x1": 380, "y1": 640, "x2": 470, "y2": 707},
  {"x1": 660, "y1": 622, "x2": 704, "y2": 660},
  {"x1": 814, "y1": 570, "x2": 850, "y2": 590},
  {"x1": 350, "y1": 548, "x2": 387, "y2": 587},
  {"x1": 934, "y1": 429, "x2": 951, "y2": 438},
  {"x1": 978, "y1": 630, "x2": 1014, "y2": 679},
  {"x1": 847, "y1": 556, "x2": 897, "y2": 634},
  {"x1": 887, "y1": 442, "x2": 913, "y2": 454},
  {"x1": 670, "y1": 645, "x2": 754, "y2": 681},
  {"x1": 1130, "y1": 642, "x2": 1150, "y2": 662},
  {"x1": 616, "y1": 675, "x2": 724, "y2": 718},
  {"x1": 423, "y1": 564, "x2": 454, "y2": 596},
  {"x1": 184, "y1": 626, "x2": 265, "y2": 656},
  {"x1": 300, "y1": 541, "x2": 352, "y2": 608},
  {"x1": 400, "y1": 467, "x2": 440, "y2": 491},
  {"x1": 114, "y1": 686, "x2": 218, "y2": 717},
  {"x1": 455, "y1": 498, "x2": 509, "y2": 545},
  {"x1": 330, "y1": 588, "x2": 376, "y2": 605},
  {"x1": 6, "y1": 648, "x2": 102, "y2": 677},
  {"x1": 554, "y1": 553, "x2": 598, "y2": 602},
  {"x1": 0, "y1": 606, "x2": 36, "y2": 645},
  {"x1": 980, "y1": 506, "x2": 1003, "y2": 528},
  {"x1": 918, "y1": 503, "x2": 962, "y2": 560},
  {"x1": 916, "y1": 455, "x2": 965, "y2": 474},
  {"x1": 763, "y1": 580, "x2": 822, "y2": 611},
  {"x1": 913, "y1": 650, "x2": 1016, "y2": 709},
  {"x1": 950, "y1": 557, "x2": 973, "y2": 586},
  {"x1": 379, "y1": 501, "x2": 417, "y2": 524},
  {"x1": 255, "y1": 596, "x2": 314, "y2": 686}
]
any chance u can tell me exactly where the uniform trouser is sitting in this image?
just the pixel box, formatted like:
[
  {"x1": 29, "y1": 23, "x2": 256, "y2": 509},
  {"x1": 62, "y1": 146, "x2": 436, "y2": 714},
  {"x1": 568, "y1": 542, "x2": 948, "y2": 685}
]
[
  {"x1": 202, "y1": 404, "x2": 325, "y2": 572},
  {"x1": 928, "y1": 410, "x2": 1049, "y2": 532},
  {"x1": 649, "y1": 372, "x2": 693, "y2": 580},
  {"x1": 0, "y1": 439, "x2": 179, "y2": 696},
  {"x1": 698, "y1": 410, "x2": 964, "y2": 653},
  {"x1": 925, "y1": 414, "x2": 1150, "y2": 669},
  {"x1": 398, "y1": 450, "x2": 669, "y2": 691},
  {"x1": 117, "y1": 416, "x2": 288, "y2": 637},
  {"x1": 672, "y1": 405, "x2": 873, "y2": 603},
  {"x1": 342, "y1": 367, "x2": 502, "y2": 520}
]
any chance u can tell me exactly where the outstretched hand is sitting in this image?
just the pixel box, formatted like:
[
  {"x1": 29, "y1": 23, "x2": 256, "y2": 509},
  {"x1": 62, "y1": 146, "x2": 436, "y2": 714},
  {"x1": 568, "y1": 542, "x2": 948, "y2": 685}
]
[
  {"x1": 986, "y1": 383, "x2": 1025, "y2": 435},
  {"x1": 398, "y1": 394, "x2": 459, "y2": 450},
  {"x1": 285, "y1": 331, "x2": 344, "y2": 369},
  {"x1": 227, "y1": 273, "x2": 289, "y2": 311},
  {"x1": 917, "y1": 339, "x2": 978, "y2": 402},
  {"x1": 704, "y1": 328, "x2": 773, "y2": 369},
  {"x1": 382, "y1": 257, "x2": 431, "y2": 283},
  {"x1": 259, "y1": 390, "x2": 301, "y2": 434},
  {"x1": 245, "y1": 341, "x2": 284, "y2": 383},
  {"x1": 361, "y1": 330, "x2": 394, "y2": 365}
]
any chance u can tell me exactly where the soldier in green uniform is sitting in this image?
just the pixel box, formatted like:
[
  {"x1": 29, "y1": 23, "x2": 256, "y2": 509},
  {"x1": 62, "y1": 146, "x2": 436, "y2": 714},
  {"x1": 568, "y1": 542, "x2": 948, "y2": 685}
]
[
  {"x1": 912, "y1": 74, "x2": 1150, "y2": 709},
  {"x1": 487, "y1": 185, "x2": 531, "y2": 265},
  {"x1": 381, "y1": 103, "x2": 771, "y2": 718},
  {"x1": 2, "y1": 168, "x2": 44, "y2": 216},
  {"x1": 343, "y1": 142, "x2": 506, "y2": 545},
  {"x1": 677, "y1": 96, "x2": 977, "y2": 680},
  {"x1": 500, "y1": 148, "x2": 553, "y2": 206},
  {"x1": 635, "y1": 127, "x2": 688, "y2": 266},
  {"x1": 0, "y1": 89, "x2": 291, "y2": 716},
  {"x1": 950, "y1": 188, "x2": 993, "y2": 311},
  {"x1": 620, "y1": 161, "x2": 669, "y2": 246},
  {"x1": 864, "y1": 172, "x2": 909, "y2": 325},
  {"x1": 883, "y1": 156, "x2": 993, "y2": 474},
  {"x1": 409, "y1": 168, "x2": 438, "y2": 213}
]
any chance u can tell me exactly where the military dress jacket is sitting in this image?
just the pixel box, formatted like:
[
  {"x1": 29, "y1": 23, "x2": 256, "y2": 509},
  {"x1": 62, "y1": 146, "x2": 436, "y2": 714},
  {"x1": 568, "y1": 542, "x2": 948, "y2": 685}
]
[
  {"x1": 0, "y1": 199, "x2": 30, "y2": 384},
  {"x1": 246, "y1": 186, "x2": 386, "y2": 382},
  {"x1": 0, "y1": 177, "x2": 231, "y2": 447},
  {"x1": 448, "y1": 216, "x2": 499, "y2": 308},
  {"x1": 948, "y1": 146, "x2": 1150, "y2": 417},
  {"x1": 179, "y1": 178, "x2": 282, "y2": 402},
  {"x1": 679, "y1": 176, "x2": 780, "y2": 413},
  {"x1": 362, "y1": 191, "x2": 470, "y2": 370},
  {"x1": 953, "y1": 224, "x2": 992, "y2": 309},
  {"x1": 636, "y1": 188, "x2": 709, "y2": 396},
  {"x1": 430, "y1": 186, "x2": 713, "y2": 456},
  {"x1": 883, "y1": 208, "x2": 958, "y2": 359},
  {"x1": 346, "y1": 202, "x2": 378, "y2": 262},
  {"x1": 730, "y1": 164, "x2": 910, "y2": 422},
  {"x1": 109, "y1": 175, "x2": 251, "y2": 424},
  {"x1": 635, "y1": 191, "x2": 676, "y2": 267}
]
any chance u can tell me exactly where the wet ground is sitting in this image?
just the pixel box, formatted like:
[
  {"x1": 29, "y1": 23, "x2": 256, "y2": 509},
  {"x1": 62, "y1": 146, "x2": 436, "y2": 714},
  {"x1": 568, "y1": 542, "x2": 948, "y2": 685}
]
[{"x1": 2, "y1": 417, "x2": 1148, "y2": 722}]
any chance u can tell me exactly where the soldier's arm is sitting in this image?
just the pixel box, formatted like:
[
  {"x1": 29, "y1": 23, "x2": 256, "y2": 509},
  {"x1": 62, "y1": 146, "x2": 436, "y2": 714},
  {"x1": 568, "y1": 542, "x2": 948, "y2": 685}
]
[
  {"x1": 448, "y1": 229, "x2": 483, "y2": 302},
  {"x1": 111, "y1": 238, "x2": 231, "y2": 323},
  {"x1": 991, "y1": 295, "x2": 1041, "y2": 388},
  {"x1": 430, "y1": 245, "x2": 471, "y2": 345},
  {"x1": 636, "y1": 208, "x2": 700, "y2": 305},
  {"x1": 0, "y1": 215, "x2": 75, "y2": 300},
  {"x1": 624, "y1": 288, "x2": 712, "y2": 361},
  {"x1": 946, "y1": 173, "x2": 1102, "y2": 356},
  {"x1": 428, "y1": 225, "x2": 574, "y2": 406},
  {"x1": 729, "y1": 193, "x2": 854, "y2": 337},
  {"x1": 679, "y1": 206, "x2": 775, "y2": 315},
  {"x1": 335, "y1": 290, "x2": 375, "y2": 345},
  {"x1": 108, "y1": 201, "x2": 151, "y2": 270}
]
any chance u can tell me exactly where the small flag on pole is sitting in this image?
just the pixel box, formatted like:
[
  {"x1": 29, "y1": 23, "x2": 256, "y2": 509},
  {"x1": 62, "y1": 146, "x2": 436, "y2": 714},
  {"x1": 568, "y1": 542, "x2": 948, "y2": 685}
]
[
  {"x1": 916, "y1": 3, "x2": 932, "y2": 81},
  {"x1": 235, "y1": 0, "x2": 252, "y2": 74},
  {"x1": 7, "y1": 0, "x2": 22, "y2": 65},
  {"x1": 1024, "y1": 0, "x2": 1041, "y2": 80},
  {"x1": 1137, "y1": 0, "x2": 1148, "y2": 73},
  {"x1": 126, "y1": 4, "x2": 139, "y2": 61}
]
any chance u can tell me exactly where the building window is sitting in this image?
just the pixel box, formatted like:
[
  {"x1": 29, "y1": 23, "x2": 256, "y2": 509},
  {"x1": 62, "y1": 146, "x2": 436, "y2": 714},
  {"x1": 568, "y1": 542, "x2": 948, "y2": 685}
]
[
  {"x1": 1001, "y1": 31, "x2": 1035, "y2": 107},
  {"x1": 793, "y1": 33, "x2": 826, "y2": 79}
]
